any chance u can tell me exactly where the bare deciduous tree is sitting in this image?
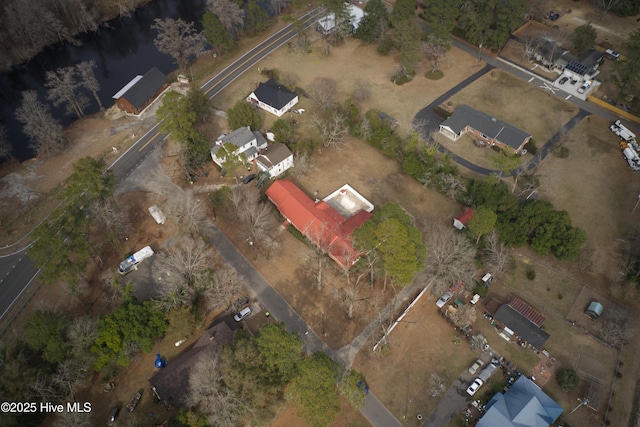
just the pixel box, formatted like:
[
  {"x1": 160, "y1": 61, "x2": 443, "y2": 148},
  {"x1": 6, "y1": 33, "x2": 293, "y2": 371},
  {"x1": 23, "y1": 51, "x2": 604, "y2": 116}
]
[
  {"x1": 75, "y1": 60, "x2": 103, "y2": 111},
  {"x1": 52, "y1": 358, "x2": 86, "y2": 400},
  {"x1": 207, "y1": 0, "x2": 244, "y2": 38},
  {"x1": 599, "y1": 307, "x2": 634, "y2": 347},
  {"x1": 308, "y1": 77, "x2": 339, "y2": 110},
  {"x1": 152, "y1": 18, "x2": 207, "y2": 70},
  {"x1": 52, "y1": 410, "x2": 93, "y2": 427},
  {"x1": 303, "y1": 222, "x2": 341, "y2": 291},
  {"x1": 204, "y1": 264, "x2": 246, "y2": 313},
  {"x1": 187, "y1": 356, "x2": 244, "y2": 427},
  {"x1": 167, "y1": 189, "x2": 206, "y2": 236},
  {"x1": 446, "y1": 305, "x2": 476, "y2": 328},
  {"x1": 67, "y1": 315, "x2": 98, "y2": 362},
  {"x1": 45, "y1": 66, "x2": 89, "y2": 118},
  {"x1": 89, "y1": 199, "x2": 129, "y2": 238},
  {"x1": 15, "y1": 90, "x2": 66, "y2": 157},
  {"x1": 158, "y1": 238, "x2": 212, "y2": 304},
  {"x1": 608, "y1": 276, "x2": 639, "y2": 301},
  {"x1": 425, "y1": 223, "x2": 476, "y2": 296},
  {"x1": 351, "y1": 79, "x2": 371, "y2": 103},
  {"x1": 483, "y1": 229, "x2": 512, "y2": 278},
  {"x1": 332, "y1": 272, "x2": 368, "y2": 319},
  {"x1": 422, "y1": 35, "x2": 450, "y2": 73},
  {"x1": 312, "y1": 111, "x2": 349, "y2": 149},
  {"x1": 268, "y1": 0, "x2": 289, "y2": 15}
]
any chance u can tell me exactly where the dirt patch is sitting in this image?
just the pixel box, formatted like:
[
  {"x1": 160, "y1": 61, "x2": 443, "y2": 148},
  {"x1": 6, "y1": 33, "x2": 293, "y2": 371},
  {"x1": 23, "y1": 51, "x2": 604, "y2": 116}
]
[
  {"x1": 353, "y1": 294, "x2": 475, "y2": 423},
  {"x1": 537, "y1": 116, "x2": 640, "y2": 282}
]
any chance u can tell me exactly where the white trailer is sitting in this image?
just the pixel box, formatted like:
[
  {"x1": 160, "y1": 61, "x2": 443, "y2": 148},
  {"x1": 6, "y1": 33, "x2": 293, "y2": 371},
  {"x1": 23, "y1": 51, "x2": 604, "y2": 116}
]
[
  {"x1": 610, "y1": 120, "x2": 636, "y2": 143},
  {"x1": 119, "y1": 246, "x2": 154, "y2": 275},
  {"x1": 623, "y1": 147, "x2": 640, "y2": 171}
]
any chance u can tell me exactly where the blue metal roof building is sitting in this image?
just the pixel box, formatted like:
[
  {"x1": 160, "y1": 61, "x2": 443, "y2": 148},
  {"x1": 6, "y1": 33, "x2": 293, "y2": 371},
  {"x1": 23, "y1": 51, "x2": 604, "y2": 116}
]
[{"x1": 477, "y1": 376, "x2": 563, "y2": 427}]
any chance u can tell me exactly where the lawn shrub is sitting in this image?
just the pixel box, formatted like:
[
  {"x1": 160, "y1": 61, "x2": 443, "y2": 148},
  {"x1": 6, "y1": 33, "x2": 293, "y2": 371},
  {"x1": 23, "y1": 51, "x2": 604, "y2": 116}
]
[
  {"x1": 526, "y1": 268, "x2": 535, "y2": 280},
  {"x1": 553, "y1": 146, "x2": 570, "y2": 158},
  {"x1": 425, "y1": 70, "x2": 444, "y2": 80},
  {"x1": 377, "y1": 36, "x2": 394, "y2": 55}
]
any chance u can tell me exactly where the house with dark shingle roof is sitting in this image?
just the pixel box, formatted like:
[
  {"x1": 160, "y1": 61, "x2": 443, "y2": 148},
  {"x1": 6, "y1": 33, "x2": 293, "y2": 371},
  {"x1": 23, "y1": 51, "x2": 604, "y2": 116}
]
[
  {"x1": 526, "y1": 37, "x2": 567, "y2": 69},
  {"x1": 112, "y1": 67, "x2": 168, "y2": 115},
  {"x1": 477, "y1": 376, "x2": 563, "y2": 427},
  {"x1": 563, "y1": 48, "x2": 603, "y2": 82},
  {"x1": 439, "y1": 105, "x2": 532, "y2": 154},
  {"x1": 247, "y1": 78, "x2": 298, "y2": 117},
  {"x1": 149, "y1": 321, "x2": 234, "y2": 407},
  {"x1": 255, "y1": 143, "x2": 294, "y2": 178},
  {"x1": 493, "y1": 297, "x2": 550, "y2": 349}
]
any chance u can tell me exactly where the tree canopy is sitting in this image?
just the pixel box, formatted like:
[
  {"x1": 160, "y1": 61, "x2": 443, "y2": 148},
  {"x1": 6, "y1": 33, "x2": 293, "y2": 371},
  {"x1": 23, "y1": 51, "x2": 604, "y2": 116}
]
[
  {"x1": 466, "y1": 178, "x2": 586, "y2": 260},
  {"x1": 287, "y1": 352, "x2": 341, "y2": 427},
  {"x1": 157, "y1": 90, "x2": 200, "y2": 143},
  {"x1": 152, "y1": 18, "x2": 207, "y2": 70},
  {"x1": 458, "y1": 0, "x2": 528, "y2": 50},
  {"x1": 353, "y1": 203, "x2": 426, "y2": 285},
  {"x1": 62, "y1": 157, "x2": 114, "y2": 203},
  {"x1": 571, "y1": 22, "x2": 597, "y2": 56},
  {"x1": 24, "y1": 310, "x2": 70, "y2": 364},
  {"x1": 355, "y1": 0, "x2": 389, "y2": 43},
  {"x1": 92, "y1": 299, "x2": 167, "y2": 370},
  {"x1": 556, "y1": 368, "x2": 580, "y2": 391},
  {"x1": 467, "y1": 205, "x2": 497, "y2": 244},
  {"x1": 613, "y1": 29, "x2": 640, "y2": 101},
  {"x1": 423, "y1": 0, "x2": 459, "y2": 39},
  {"x1": 227, "y1": 100, "x2": 262, "y2": 130},
  {"x1": 203, "y1": 11, "x2": 234, "y2": 53},
  {"x1": 255, "y1": 322, "x2": 303, "y2": 384}
]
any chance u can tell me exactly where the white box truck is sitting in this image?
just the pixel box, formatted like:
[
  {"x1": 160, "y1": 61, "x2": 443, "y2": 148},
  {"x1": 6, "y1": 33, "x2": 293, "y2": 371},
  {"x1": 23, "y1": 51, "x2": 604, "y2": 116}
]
[{"x1": 119, "y1": 246, "x2": 154, "y2": 275}]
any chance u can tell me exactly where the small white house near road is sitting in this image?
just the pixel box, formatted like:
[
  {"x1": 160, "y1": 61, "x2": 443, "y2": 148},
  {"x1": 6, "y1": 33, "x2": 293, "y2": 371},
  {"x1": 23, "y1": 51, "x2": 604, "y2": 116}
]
[
  {"x1": 255, "y1": 143, "x2": 294, "y2": 178},
  {"x1": 316, "y1": 3, "x2": 364, "y2": 35},
  {"x1": 210, "y1": 127, "x2": 267, "y2": 167},
  {"x1": 247, "y1": 79, "x2": 298, "y2": 117}
]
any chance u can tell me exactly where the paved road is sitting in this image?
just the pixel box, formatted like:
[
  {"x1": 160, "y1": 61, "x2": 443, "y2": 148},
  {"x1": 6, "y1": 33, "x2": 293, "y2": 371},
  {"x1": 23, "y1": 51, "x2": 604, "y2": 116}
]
[
  {"x1": 202, "y1": 223, "x2": 402, "y2": 427},
  {"x1": 0, "y1": 7, "x2": 326, "y2": 324}
]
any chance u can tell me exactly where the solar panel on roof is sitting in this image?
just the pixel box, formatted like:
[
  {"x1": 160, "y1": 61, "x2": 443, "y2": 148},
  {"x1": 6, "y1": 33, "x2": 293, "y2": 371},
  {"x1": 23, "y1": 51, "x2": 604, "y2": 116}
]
[{"x1": 566, "y1": 61, "x2": 588, "y2": 75}]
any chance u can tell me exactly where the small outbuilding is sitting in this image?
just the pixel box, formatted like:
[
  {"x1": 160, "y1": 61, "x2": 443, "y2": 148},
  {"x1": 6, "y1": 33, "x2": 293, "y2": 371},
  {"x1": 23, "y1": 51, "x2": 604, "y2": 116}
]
[
  {"x1": 584, "y1": 300, "x2": 604, "y2": 320},
  {"x1": 112, "y1": 67, "x2": 169, "y2": 115},
  {"x1": 453, "y1": 208, "x2": 474, "y2": 230}
]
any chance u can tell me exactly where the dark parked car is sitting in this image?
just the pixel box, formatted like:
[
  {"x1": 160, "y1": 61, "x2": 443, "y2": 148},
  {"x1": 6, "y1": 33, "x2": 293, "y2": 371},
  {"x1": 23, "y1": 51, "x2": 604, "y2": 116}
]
[
  {"x1": 545, "y1": 11, "x2": 560, "y2": 20},
  {"x1": 558, "y1": 76, "x2": 568, "y2": 85},
  {"x1": 242, "y1": 174, "x2": 256, "y2": 184}
]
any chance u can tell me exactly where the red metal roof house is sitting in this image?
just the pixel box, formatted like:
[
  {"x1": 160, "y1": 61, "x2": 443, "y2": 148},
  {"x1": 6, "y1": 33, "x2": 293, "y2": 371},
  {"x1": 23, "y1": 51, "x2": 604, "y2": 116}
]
[{"x1": 266, "y1": 179, "x2": 372, "y2": 269}]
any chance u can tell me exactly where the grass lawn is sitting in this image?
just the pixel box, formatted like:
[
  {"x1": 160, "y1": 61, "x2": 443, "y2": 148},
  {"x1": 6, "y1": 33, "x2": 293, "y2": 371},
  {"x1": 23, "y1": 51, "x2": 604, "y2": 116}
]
[
  {"x1": 353, "y1": 295, "x2": 475, "y2": 425},
  {"x1": 446, "y1": 69, "x2": 578, "y2": 145}
]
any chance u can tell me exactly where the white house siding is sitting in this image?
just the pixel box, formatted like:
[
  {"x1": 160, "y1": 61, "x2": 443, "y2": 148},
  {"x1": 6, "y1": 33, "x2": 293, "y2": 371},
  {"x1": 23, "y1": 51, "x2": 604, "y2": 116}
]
[{"x1": 439, "y1": 125, "x2": 460, "y2": 141}]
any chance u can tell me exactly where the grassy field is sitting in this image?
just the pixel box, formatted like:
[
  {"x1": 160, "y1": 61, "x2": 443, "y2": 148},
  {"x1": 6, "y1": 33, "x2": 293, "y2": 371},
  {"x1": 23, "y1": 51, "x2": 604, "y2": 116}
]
[{"x1": 446, "y1": 69, "x2": 578, "y2": 145}]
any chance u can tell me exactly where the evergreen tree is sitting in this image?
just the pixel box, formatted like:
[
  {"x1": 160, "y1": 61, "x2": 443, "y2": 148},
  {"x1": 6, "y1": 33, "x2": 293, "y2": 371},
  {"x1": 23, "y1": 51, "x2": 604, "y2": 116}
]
[{"x1": 203, "y1": 11, "x2": 234, "y2": 53}]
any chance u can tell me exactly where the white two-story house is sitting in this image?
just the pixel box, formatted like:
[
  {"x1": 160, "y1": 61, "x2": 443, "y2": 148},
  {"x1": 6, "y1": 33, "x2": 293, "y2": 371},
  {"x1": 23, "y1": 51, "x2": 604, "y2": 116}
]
[
  {"x1": 255, "y1": 143, "x2": 294, "y2": 178},
  {"x1": 210, "y1": 127, "x2": 267, "y2": 168}
]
